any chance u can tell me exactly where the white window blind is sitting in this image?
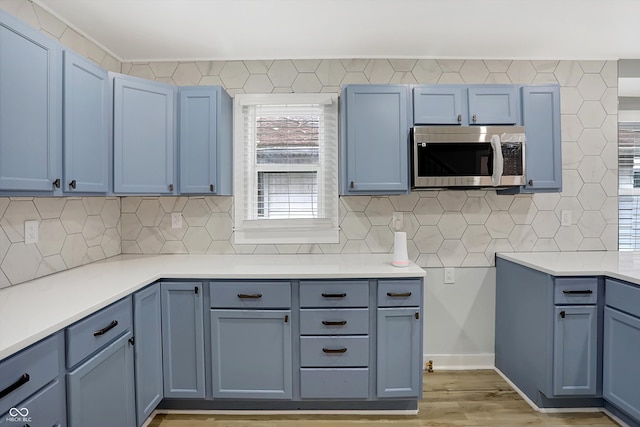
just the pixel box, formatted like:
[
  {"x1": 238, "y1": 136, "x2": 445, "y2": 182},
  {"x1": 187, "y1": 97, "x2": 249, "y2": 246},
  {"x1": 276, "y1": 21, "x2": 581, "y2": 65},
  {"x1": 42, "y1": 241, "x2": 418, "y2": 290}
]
[
  {"x1": 233, "y1": 93, "x2": 339, "y2": 244},
  {"x1": 619, "y1": 123, "x2": 640, "y2": 249}
]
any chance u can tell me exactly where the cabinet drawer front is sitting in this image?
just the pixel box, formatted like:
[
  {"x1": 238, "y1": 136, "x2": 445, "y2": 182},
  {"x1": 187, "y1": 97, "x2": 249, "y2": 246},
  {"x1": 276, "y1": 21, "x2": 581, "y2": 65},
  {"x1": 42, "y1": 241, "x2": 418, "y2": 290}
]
[
  {"x1": 66, "y1": 297, "x2": 132, "y2": 369},
  {"x1": 606, "y1": 279, "x2": 640, "y2": 317},
  {"x1": 299, "y1": 281, "x2": 369, "y2": 308},
  {"x1": 554, "y1": 278, "x2": 598, "y2": 304},
  {"x1": 0, "y1": 333, "x2": 62, "y2": 417},
  {"x1": 300, "y1": 309, "x2": 369, "y2": 335},
  {"x1": 210, "y1": 281, "x2": 291, "y2": 308},
  {"x1": 377, "y1": 280, "x2": 422, "y2": 307},
  {"x1": 300, "y1": 368, "x2": 369, "y2": 399},
  {"x1": 300, "y1": 336, "x2": 369, "y2": 367},
  {"x1": 0, "y1": 379, "x2": 65, "y2": 427}
]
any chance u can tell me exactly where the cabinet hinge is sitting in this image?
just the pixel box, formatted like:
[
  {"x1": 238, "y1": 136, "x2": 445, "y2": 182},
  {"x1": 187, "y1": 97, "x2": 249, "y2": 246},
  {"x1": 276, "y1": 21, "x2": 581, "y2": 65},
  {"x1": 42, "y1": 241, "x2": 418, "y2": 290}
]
[{"x1": 128, "y1": 336, "x2": 134, "y2": 346}]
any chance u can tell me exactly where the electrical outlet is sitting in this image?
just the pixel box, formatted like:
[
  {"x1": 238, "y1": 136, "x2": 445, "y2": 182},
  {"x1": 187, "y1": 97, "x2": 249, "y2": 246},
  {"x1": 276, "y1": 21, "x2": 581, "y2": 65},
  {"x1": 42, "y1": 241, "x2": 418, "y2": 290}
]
[
  {"x1": 392, "y1": 212, "x2": 403, "y2": 230},
  {"x1": 444, "y1": 267, "x2": 455, "y2": 284},
  {"x1": 561, "y1": 210, "x2": 572, "y2": 227},
  {"x1": 24, "y1": 220, "x2": 39, "y2": 244},
  {"x1": 171, "y1": 213, "x2": 183, "y2": 229}
]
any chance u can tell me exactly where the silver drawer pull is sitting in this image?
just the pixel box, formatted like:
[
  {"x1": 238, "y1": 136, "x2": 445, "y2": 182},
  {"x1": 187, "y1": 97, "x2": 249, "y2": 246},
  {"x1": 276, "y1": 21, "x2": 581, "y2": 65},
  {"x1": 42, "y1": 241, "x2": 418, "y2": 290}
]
[
  {"x1": 322, "y1": 320, "x2": 347, "y2": 326},
  {"x1": 237, "y1": 293, "x2": 262, "y2": 299},
  {"x1": 0, "y1": 373, "x2": 29, "y2": 399},
  {"x1": 322, "y1": 293, "x2": 346, "y2": 298},
  {"x1": 93, "y1": 320, "x2": 118, "y2": 336},
  {"x1": 322, "y1": 347, "x2": 347, "y2": 354},
  {"x1": 387, "y1": 292, "x2": 412, "y2": 297},
  {"x1": 562, "y1": 290, "x2": 593, "y2": 295}
]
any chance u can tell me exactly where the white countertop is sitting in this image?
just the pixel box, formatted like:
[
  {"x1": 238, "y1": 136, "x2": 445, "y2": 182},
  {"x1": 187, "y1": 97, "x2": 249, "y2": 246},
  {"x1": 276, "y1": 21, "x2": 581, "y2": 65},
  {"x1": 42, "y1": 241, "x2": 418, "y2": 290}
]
[
  {"x1": 0, "y1": 254, "x2": 425, "y2": 361},
  {"x1": 497, "y1": 251, "x2": 640, "y2": 284}
]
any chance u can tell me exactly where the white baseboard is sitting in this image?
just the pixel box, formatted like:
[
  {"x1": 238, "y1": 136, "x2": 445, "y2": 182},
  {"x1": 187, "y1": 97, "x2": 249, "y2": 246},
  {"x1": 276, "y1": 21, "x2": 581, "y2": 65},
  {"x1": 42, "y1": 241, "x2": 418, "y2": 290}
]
[{"x1": 423, "y1": 353, "x2": 495, "y2": 370}]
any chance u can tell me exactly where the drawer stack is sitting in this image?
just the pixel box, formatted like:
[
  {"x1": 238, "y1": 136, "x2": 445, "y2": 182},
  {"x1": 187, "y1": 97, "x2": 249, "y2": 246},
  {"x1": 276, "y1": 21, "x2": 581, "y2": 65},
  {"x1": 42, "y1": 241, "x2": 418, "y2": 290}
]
[{"x1": 299, "y1": 280, "x2": 370, "y2": 399}]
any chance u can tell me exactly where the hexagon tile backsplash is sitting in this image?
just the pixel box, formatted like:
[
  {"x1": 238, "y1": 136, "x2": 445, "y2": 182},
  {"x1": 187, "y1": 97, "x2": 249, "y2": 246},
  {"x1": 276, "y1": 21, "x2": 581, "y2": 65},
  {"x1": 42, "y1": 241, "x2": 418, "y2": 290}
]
[
  {"x1": 121, "y1": 58, "x2": 618, "y2": 266},
  {"x1": 0, "y1": 197, "x2": 121, "y2": 288}
]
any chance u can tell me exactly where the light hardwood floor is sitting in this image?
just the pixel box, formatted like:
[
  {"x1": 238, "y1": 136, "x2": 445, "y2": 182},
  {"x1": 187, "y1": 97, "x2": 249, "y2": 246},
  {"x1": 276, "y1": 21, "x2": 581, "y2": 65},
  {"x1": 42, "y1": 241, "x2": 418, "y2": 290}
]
[{"x1": 148, "y1": 370, "x2": 619, "y2": 426}]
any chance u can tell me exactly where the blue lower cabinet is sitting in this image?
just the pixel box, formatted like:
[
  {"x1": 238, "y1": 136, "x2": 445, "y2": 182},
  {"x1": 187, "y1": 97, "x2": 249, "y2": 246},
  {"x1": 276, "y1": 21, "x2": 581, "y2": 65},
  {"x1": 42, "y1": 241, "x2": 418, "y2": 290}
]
[
  {"x1": 161, "y1": 282, "x2": 205, "y2": 398},
  {"x1": 133, "y1": 284, "x2": 163, "y2": 425},
  {"x1": 66, "y1": 332, "x2": 135, "y2": 427},
  {"x1": 0, "y1": 379, "x2": 65, "y2": 427},
  {"x1": 604, "y1": 306, "x2": 640, "y2": 421},
  {"x1": 553, "y1": 305, "x2": 598, "y2": 396},
  {"x1": 376, "y1": 307, "x2": 421, "y2": 398},
  {"x1": 210, "y1": 309, "x2": 292, "y2": 399}
]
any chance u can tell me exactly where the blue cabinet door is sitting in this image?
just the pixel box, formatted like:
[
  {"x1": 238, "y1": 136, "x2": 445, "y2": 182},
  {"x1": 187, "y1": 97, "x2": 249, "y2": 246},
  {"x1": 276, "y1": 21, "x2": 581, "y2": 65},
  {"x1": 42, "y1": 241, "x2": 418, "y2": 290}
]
[
  {"x1": 467, "y1": 86, "x2": 518, "y2": 125},
  {"x1": 63, "y1": 50, "x2": 109, "y2": 193},
  {"x1": 178, "y1": 86, "x2": 232, "y2": 195},
  {"x1": 413, "y1": 86, "x2": 465, "y2": 124},
  {"x1": 66, "y1": 332, "x2": 136, "y2": 427},
  {"x1": 161, "y1": 282, "x2": 205, "y2": 398},
  {"x1": 341, "y1": 85, "x2": 410, "y2": 195},
  {"x1": 520, "y1": 85, "x2": 562, "y2": 191},
  {"x1": 553, "y1": 305, "x2": 598, "y2": 396},
  {"x1": 113, "y1": 74, "x2": 175, "y2": 194},
  {"x1": 0, "y1": 10, "x2": 61, "y2": 192},
  {"x1": 133, "y1": 284, "x2": 163, "y2": 425},
  {"x1": 210, "y1": 309, "x2": 292, "y2": 399},
  {"x1": 603, "y1": 307, "x2": 640, "y2": 421},
  {"x1": 376, "y1": 307, "x2": 421, "y2": 398}
]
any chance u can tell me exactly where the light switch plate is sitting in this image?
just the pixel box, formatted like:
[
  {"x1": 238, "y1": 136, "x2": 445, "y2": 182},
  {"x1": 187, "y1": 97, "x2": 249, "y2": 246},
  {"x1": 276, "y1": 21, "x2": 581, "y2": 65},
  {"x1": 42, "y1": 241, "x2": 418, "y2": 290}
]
[
  {"x1": 24, "y1": 220, "x2": 39, "y2": 244},
  {"x1": 392, "y1": 212, "x2": 403, "y2": 230},
  {"x1": 444, "y1": 267, "x2": 455, "y2": 284},
  {"x1": 561, "y1": 210, "x2": 571, "y2": 227},
  {"x1": 171, "y1": 213, "x2": 182, "y2": 229}
]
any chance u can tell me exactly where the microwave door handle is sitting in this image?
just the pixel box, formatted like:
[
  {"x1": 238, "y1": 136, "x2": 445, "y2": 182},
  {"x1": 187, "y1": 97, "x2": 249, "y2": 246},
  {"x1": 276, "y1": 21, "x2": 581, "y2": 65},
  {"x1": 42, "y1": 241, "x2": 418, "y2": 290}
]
[{"x1": 490, "y1": 135, "x2": 503, "y2": 187}]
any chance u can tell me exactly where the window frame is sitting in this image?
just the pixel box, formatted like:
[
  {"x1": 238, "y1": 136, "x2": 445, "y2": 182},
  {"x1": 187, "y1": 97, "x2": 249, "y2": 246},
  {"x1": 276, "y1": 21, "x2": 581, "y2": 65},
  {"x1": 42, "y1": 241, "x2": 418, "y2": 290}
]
[{"x1": 233, "y1": 93, "x2": 339, "y2": 245}]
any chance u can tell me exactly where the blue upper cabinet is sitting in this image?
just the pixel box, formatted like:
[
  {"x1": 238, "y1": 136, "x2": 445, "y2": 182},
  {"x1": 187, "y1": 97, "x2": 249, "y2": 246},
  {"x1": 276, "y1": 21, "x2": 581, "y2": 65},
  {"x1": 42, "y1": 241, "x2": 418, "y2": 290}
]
[
  {"x1": 178, "y1": 86, "x2": 232, "y2": 195},
  {"x1": 63, "y1": 50, "x2": 109, "y2": 193},
  {"x1": 413, "y1": 86, "x2": 465, "y2": 124},
  {"x1": 0, "y1": 10, "x2": 61, "y2": 192},
  {"x1": 520, "y1": 85, "x2": 562, "y2": 192},
  {"x1": 113, "y1": 74, "x2": 176, "y2": 194},
  {"x1": 413, "y1": 84, "x2": 518, "y2": 125},
  {"x1": 468, "y1": 86, "x2": 518, "y2": 125},
  {"x1": 341, "y1": 84, "x2": 411, "y2": 195}
]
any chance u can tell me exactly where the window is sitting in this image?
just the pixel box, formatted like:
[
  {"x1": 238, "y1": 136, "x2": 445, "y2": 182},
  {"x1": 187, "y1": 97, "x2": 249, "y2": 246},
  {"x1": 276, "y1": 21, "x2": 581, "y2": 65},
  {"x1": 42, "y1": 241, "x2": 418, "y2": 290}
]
[{"x1": 233, "y1": 93, "x2": 339, "y2": 244}]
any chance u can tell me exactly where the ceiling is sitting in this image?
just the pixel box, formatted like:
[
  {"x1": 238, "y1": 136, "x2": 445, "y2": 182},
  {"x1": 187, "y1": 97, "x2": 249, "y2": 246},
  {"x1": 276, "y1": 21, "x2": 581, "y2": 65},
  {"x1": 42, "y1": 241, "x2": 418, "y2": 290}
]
[{"x1": 33, "y1": 0, "x2": 640, "y2": 62}]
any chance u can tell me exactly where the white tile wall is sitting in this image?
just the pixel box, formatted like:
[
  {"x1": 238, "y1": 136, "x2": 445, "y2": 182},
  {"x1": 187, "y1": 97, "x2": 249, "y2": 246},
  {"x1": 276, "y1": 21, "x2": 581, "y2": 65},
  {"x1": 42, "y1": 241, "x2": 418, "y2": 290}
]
[
  {"x1": 0, "y1": 197, "x2": 121, "y2": 287},
  {"x1": 120, "y1": 59, "x2": 618, "y2": 268}
]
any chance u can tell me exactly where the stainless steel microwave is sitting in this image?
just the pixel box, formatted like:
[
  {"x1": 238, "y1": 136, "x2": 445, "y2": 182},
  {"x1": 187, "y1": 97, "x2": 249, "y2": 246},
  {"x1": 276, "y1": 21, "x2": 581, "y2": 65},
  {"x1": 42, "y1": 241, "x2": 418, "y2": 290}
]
[{"x1": 411, "y1": 125, "x2": 526, "y2": 189}]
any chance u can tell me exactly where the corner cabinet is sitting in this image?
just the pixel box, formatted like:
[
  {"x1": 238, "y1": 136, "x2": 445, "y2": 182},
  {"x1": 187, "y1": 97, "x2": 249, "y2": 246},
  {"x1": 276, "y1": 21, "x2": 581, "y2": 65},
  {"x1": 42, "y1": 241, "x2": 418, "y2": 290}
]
[
  {"x1": 178, "y1": 86, "x2": 233, "y2": 195},
  {"x1": 63, "y1": 50, "x2": 110, "y2": 193},
  {"x1": 519, "y1": 85, "x2": 562, "y2": 192},
  {"x1": 161, "y1": 282, "x2": 205, "y2": 398},
  {"x1": 0, "y1": 10, "x2": 61, "y2": 192},
  {"x1": 495, "y1": 259, "x2": 602, "y2": 407},
  {"x1": 113, "y1": 74, "x2": 176, "y2": 194},
  {"x1": 340, "y1": 85, "x2": 411, "y2": 195}
]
